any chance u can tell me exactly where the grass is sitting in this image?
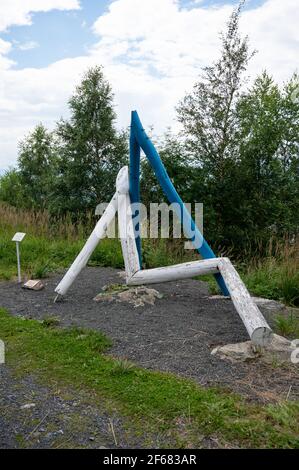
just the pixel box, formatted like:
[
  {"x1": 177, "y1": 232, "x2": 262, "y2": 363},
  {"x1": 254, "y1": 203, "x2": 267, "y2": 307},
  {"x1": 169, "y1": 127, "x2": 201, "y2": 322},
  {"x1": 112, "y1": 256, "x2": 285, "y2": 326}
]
[
  {"x1": 0, "y1": 307, "x2": 298, "y2": 448},
  {"x1": 0, "y1": 233, "x2": 124, "y2": 281},
  {"x1": 0, "y1": 202, "x2": 194, "y2": 281},
  {"x1": 274, "y1": 313, "x2": 299, "y2": 339},
  {"x1": 242, "y1": 240, "x2": 299, "y2": 306}
]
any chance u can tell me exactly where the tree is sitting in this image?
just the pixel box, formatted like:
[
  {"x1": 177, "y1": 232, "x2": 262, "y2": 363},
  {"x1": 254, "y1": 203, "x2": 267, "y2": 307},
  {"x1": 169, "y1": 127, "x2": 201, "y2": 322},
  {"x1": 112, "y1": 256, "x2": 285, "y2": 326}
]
[
  {"x1": 52, "y1": 66, "x2": 128, "y2": 216},
  {"x1": 140, "y1": 131, "x2": 192, "y2": 207},
  {"x1": 0, "y1": 169, "x2": 25, "y2": 208},
  {"x1": 177, "y1": 1, "x2": 253, "y2": 176},
  {"x1": 235, "y1": 72, "x2": 299, "y2": 242},
  {"x1": 17, "y1": 124, "x2": 58, "y2": 210},
  {"x1": 176, "y1": 2, "x2": 254, "y2": 248}
]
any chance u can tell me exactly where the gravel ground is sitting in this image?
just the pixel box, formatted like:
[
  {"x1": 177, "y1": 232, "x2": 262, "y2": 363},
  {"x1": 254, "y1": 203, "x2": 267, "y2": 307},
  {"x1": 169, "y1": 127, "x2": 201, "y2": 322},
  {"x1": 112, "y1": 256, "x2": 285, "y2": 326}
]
[
  {"x1": 0, "y1": 267, "x2": 297, "y2": 404},
  {"x1": 1, "y1": 267, "x2": 298, "y2": 448}
]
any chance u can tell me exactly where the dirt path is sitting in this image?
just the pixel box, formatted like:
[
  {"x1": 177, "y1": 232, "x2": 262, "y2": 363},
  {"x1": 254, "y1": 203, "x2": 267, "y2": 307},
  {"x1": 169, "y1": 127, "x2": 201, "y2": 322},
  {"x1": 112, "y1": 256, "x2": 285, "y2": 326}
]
[{"x1": 0, "y1": 267, "x2": 297, "y2": 405}]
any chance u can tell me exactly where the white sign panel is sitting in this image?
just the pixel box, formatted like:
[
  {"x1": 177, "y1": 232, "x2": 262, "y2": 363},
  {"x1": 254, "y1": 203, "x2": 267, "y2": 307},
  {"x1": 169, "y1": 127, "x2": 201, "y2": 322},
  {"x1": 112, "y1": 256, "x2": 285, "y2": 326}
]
[{"x1": 12, "y1": 232, "x2": 26, "y2": 242}]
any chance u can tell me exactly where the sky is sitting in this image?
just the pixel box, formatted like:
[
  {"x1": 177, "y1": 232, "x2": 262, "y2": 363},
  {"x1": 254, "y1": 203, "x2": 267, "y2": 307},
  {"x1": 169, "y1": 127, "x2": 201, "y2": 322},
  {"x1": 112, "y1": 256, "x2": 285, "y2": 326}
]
[{"x1": 0, "y1": 0, "x2": 298, "y2": 170}]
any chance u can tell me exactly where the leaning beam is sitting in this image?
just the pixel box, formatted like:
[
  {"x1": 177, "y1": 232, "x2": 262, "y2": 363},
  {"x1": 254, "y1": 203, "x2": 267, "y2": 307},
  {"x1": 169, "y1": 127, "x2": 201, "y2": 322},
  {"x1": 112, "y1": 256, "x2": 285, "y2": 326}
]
[
  {"x1": 129, "y1": 125, "x2": 142, "y2": 265},
  {"x1": 125, "y1": 256, "x2": 272, "y2": 346},
  {"x1": 128, "y1": 259, "x2": 219, "y2": 285},
  {"x1": 54, "y1": 193, "x2": 118, "y2": 297},
  {"x1": 217, "y1": 258, "x2": 272, "y2": 346},
  {"x1": 117, "y1": 166, "x2": 141, "y2": 282},
  {"x1": 130, "y1": 110, "x2": 230, "y2": 297}
]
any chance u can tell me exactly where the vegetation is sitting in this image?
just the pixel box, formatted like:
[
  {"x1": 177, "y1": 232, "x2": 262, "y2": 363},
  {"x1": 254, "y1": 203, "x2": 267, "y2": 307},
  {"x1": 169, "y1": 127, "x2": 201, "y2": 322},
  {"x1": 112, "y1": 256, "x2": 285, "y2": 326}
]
[
  {"x1": 274, "y1": 313, "x2": 299, "y2": 339},
  {"x1": 176, "y1": 4, "x2": 298, "y2": 251},
  {"x1": 0, "y1": 2, "x2": 297, "y2": 451},
  {"x1": 0, "y1": 307, "x2": 298, "y2": 448},
  {"x1": 243, "y1": 238, "x2": 299, "y2": 306},
  {"x1": 1, "y1": 202, "x2": 298, "y2": 306},
  {"x1": 0, "y1": 67, "x2": 128, "y2": 217}
]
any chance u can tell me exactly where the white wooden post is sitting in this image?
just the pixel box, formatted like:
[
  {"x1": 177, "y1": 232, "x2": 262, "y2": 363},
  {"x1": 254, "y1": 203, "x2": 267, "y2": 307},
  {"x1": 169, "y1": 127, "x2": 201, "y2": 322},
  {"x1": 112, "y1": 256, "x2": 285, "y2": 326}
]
[
  {"x1": 116, "y1": 166, "x2": 140, "y2": 282},
  {"x1": 16, "y1": 242, "x2": 21, "y2": 283},
  {"x1": 12, "y1": 232, "x2": 26, "y2": 284},
  {"x1": 217, "y1": 258, "x2": 272, "y2": 346},
  {"x1": 54, "y1": 193, "x2": 118, "y2": 297},
  {"x1": 128, "y1": 259, "x2": 218, "y2": 285}
]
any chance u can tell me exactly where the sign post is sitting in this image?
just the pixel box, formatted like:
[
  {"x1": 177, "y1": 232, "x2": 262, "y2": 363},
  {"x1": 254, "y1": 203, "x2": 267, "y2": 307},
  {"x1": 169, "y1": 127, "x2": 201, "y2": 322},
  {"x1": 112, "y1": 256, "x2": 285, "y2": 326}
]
[{"x1": 12, "y1": 232, "x2": 26, "y2": 283}]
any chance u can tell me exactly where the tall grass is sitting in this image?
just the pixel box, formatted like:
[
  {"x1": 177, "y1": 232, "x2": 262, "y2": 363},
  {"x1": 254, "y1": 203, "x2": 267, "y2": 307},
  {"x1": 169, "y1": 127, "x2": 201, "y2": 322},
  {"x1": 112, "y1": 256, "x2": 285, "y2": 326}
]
[
  {"x1": 0, "y1": 203, "x2": 191, "y2": 280},
  {"x1": 0, "y1": 202, "x2": 94, "y2": 240},
  {"x1": 242, "y1": 238, "x2": 299, "y2": 306},
  {"x1": 0, "y1": 203, "x2": 298, "y2": 306},
  {"x1": 0, "y1": 202, "x2": 124, "y2": 280}
]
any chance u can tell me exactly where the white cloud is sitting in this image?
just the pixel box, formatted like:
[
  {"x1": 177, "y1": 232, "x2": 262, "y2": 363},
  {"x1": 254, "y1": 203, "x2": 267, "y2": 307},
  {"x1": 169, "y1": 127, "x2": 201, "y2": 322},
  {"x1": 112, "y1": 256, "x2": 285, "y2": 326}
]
[
  {"x1": 17, "y1": 40, "x2": 39, "y2": 51},
  {"x1": 0, "y1": 0, "x2": 298, "y2": 170},
  {"x1": 0, "y1": 0, "x2": 80, "y2": 32}
]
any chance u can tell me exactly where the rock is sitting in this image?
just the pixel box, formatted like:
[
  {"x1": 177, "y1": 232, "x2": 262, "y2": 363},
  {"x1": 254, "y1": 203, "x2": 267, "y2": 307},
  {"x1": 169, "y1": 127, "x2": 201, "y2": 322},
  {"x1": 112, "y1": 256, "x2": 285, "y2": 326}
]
[
  {"x1": 252, "y1": 297, "x2": 285, "y2": 312},
  {"x1": 211, "y1": 333, "x2": 296, "y2": 364},
  {"x1": 20, "y1": 403, "x2": 36, "y2": 409},
  {"x1": 211, "y1": 342, "x2": 257, "y2": 362},
  {"x1": 45, "y1": 430, "x2": 64, "y2": 439},
  {"x1": 117, "y1": 271, "x2": 126, "y2": 279},
  {"x1": 209, "y1": 295, "x2": 286, "y2": 313},
  {"x1": 262, "y1": 333, "x2": 297, "y2": 364},
  {"x1": 22, "y1": 280, "x2": 44, "y2": 291},
  {"x1": 94, "y1": 286, "x2": 163, "y2": 307}
]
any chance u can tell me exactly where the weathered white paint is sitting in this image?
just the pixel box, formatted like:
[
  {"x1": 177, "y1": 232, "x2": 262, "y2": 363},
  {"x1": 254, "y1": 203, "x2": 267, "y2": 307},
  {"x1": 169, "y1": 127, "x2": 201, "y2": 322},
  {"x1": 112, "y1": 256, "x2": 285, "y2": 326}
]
[
  {"x1": 54, "y1": 192, "x2": 118, "y2": 297},
  {"x1": 128, "y1": 259, "x2": 219, "y2": 285},
  {"x1": 217, "y1": 258, "x2": 272, "y2": 346},
  {"x1": 116, "y1": 166, "x2": 140, "y2": 281}
]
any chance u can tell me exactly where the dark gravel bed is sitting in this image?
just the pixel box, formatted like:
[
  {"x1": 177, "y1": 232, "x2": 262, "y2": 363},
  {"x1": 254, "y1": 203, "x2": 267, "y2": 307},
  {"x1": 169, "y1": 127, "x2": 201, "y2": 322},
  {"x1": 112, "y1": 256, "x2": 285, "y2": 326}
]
[{"x1": 0, "y1": 267, "x2": 297, "y2": 404}]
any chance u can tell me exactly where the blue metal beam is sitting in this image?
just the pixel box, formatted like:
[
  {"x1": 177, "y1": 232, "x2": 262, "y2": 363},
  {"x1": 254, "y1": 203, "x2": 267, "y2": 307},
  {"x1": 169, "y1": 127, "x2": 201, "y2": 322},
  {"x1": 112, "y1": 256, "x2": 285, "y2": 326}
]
[
  {"x1": 130, "y1": 110, "x2": 229, "y2": 296},
  {"x1": 129, "y1": 118, "x2": 142, "y2": 266}
]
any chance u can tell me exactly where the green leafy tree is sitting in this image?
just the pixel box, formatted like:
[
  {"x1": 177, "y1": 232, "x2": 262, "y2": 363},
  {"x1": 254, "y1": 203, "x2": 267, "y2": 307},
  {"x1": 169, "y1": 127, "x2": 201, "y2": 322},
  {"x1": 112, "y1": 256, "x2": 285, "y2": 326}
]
[
  {"x1": 17, "y1": 124, "x2": 58, "y2": 210},
  {"x1": 140, "y1": 131, "x2": 192, "y2": 207},
  {"x1": 0, "y1": 169, "x2": 25, "y2": 208},
  {"x1": 177, "y1": 1, "x2": 253, "y2": 176},
  {"x1": 235, "y1": 72, "x2": 299, "y2": 242},
  {"x1": 53, "y1": 66, "x2": 128, "y2": 215},
  {"x1": 176, "y1": 2, "x2": 254, "y2": 248}
]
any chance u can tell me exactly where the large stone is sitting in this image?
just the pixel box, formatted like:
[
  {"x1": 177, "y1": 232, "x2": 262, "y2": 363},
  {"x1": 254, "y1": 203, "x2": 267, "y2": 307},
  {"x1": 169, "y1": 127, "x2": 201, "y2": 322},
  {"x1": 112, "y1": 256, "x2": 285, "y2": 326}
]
[
  {"x1": 211, "y1": 341, "x2": 257, "y2": 362},
  {"x1": 22, "y1": 279, "x2": 44, "y2": 291},
  {"x1": 94, "y1": 285, "x2": 163, "y2": 308},
  {"x1": 211, "y1": 334, "x2": 297, "y2": 364},
  {"x1": 252, "y1": 297, "x2": 285, "y2": 312}
]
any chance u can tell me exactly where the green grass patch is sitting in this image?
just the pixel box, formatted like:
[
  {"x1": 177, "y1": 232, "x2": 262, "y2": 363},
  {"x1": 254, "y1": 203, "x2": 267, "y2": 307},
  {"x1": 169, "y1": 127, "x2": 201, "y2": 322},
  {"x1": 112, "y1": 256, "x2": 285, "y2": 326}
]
[
  {"x1": 274, "y1": 313, "x2": 299, "y2": 339},
  {"x1": 0, "y1": 308, "x2": 298, "y2": 448},
  {"x1": 0, "y1": 233, "x2": 124, "y2": 281},
  {"x1": 242, "y1": 254, "x2": 299, "y2": 307}
]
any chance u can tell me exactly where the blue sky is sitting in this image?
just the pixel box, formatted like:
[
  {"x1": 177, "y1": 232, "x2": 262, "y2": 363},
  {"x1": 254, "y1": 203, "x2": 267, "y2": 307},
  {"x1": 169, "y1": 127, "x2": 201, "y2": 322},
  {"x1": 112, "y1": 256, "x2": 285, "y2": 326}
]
[
  {"x1": 2, "y1": 1, "x2": 265, "y2": 70},
  {"x1": 0, "y1": 0, "x2": 297, "y2": 169},
  {"x1": 2, "y1": 1, "x2": 106, "y2": 69}
]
